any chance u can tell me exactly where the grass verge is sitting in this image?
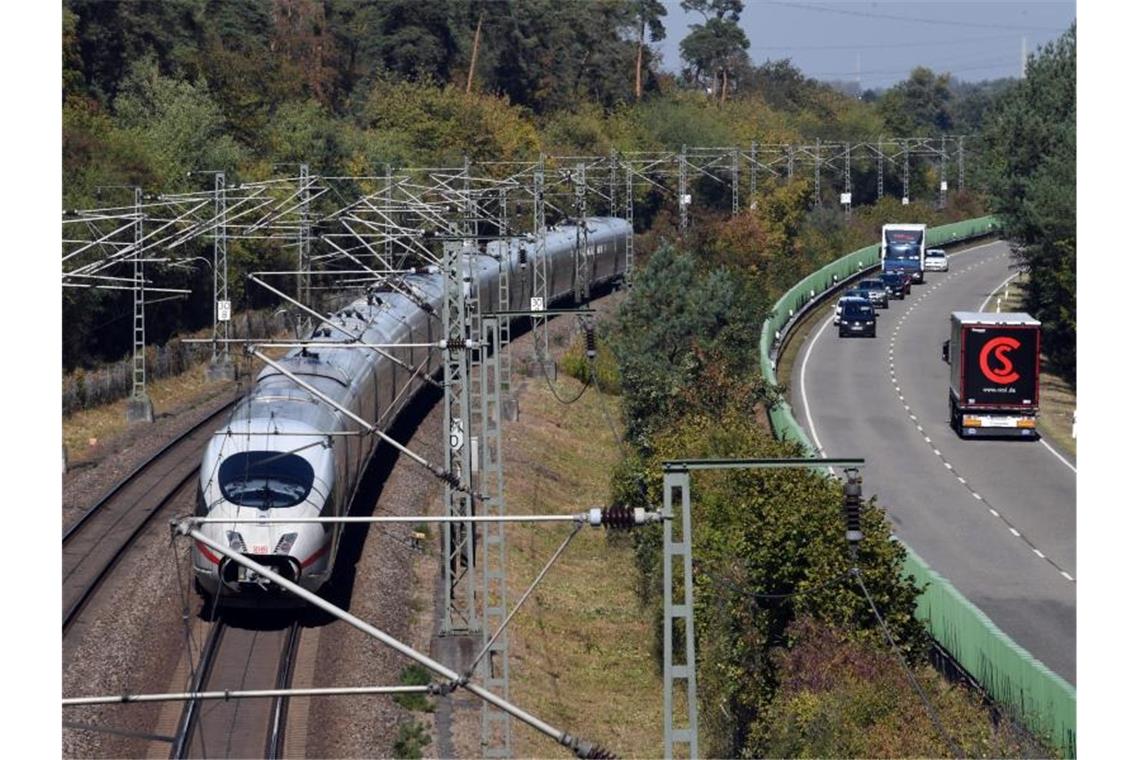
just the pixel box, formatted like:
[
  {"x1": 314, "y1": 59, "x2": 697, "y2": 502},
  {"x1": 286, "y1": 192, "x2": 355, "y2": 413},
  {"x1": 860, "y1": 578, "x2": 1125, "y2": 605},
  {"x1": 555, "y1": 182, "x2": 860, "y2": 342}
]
[
  {"x1": 981, "y1": 276, "x2": 1076, "y2": 460},
  {"x1": 502, "y1": 370, "x2": 661, "y2": 757},
  {"x1": 62, "y1": 361, "x2": 232, "y2": 464}
]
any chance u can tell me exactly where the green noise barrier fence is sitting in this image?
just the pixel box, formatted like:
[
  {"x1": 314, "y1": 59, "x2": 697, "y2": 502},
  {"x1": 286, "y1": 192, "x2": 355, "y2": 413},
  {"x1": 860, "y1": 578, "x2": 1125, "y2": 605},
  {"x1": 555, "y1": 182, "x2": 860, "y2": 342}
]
[{"x1": 759, "y1": 216, "x2": 1077, "y2": 757}]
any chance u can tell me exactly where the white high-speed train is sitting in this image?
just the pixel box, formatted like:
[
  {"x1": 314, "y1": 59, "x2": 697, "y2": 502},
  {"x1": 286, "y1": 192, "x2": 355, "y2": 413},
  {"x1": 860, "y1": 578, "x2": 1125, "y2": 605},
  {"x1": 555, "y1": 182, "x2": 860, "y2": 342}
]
[{"x1": 193, "y1": 218, "x2": 632, "y2": 602}]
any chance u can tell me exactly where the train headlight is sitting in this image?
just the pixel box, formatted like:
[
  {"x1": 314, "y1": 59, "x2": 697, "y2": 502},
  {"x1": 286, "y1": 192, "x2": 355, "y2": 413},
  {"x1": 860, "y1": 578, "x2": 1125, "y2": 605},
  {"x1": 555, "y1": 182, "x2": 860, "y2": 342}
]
[
  {"x1": 275, "y1": 532, "x2": 299, "y2": 555},
  {"x1": 226, "y1": 531, "x2": 247, "y2": 552}
]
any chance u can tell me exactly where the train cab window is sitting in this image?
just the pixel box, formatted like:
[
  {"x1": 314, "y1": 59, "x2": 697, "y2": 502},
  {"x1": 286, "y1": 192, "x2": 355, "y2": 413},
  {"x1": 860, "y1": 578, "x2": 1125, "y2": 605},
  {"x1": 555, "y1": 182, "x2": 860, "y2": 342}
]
[{"x1": 219, "y1": 451, "x2": 315, "y2": 509}]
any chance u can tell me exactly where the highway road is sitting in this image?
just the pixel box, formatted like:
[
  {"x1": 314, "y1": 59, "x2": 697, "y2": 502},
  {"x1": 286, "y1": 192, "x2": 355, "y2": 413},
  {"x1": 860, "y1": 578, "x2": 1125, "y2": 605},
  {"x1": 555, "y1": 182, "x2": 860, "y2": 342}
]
[{"x1": 789, "y1": 240, "x2": 1076, "y2": 684}]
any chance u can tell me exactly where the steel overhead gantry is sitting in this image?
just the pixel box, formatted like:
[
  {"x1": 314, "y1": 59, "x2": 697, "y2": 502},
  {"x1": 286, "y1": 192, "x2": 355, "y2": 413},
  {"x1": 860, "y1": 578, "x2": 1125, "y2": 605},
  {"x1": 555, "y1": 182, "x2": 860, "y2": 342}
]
[{"x1": 62, "y1": 191, "x2": 210, "y2": 421}]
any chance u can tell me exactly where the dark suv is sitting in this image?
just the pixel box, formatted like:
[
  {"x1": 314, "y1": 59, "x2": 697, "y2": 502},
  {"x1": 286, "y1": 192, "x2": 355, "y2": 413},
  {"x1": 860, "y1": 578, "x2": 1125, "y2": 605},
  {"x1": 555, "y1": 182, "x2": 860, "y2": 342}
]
[
  {"x1": 837, "y1": 298, "x2": 877, "y2": 337},
  {"x1": 880, "y1": 270, "x2": 910, "y2": 299},
  {"x1": 849, "y1": 278, "x2": 890, "y2": 309}
]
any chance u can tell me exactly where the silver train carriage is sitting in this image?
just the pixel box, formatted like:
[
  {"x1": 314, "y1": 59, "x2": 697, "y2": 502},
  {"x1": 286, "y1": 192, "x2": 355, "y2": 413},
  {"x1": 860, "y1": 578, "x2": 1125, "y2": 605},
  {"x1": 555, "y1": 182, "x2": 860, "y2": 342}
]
[{"x1": 194, "y1": 217, "x2": 632, "y2": 602}]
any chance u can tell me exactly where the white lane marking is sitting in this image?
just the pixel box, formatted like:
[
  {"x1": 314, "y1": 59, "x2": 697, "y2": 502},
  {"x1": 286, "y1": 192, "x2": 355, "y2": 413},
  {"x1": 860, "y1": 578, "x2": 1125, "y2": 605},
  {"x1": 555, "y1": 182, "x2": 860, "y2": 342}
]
[
  {"x1": 916, "y1": 425, "x2": 923, "y2": 432},
  {"x1": 1061, "y1": 571, "x2": 1074, "y2": 581},
  {"x1": 957, "y1": 476, "x2": 966, "y2": 484},
  {"x1": 1010, "y1": 527, "x2": 1020, "y2": 537},
  {"x1": 799, "y1": 311, "x2": 834, "y2": 456},
  {"x1": 944, "y1": 462, "x2": 952, "y2": 469},
  {"x1": 972, "y1": 492, "x2": 983, "y2": 500},
  {"x1": 974, "y1": 258, "x2": 1078, "y2": 477},
  {"x1": 989, "y1": 508, "x2": 1000, "y2": 517},
  {"x1": 924, "y1": 436, "x2": 931, "y2": 443},
  {"x1": 978, "y1": 269, "x2": 1020, "y2": 312},
  {"x1": 1039, "y1": 437, "x2": 1077, "y2": 473},
  {"x1": 1034, "y1": 549, "x2": 1045, "y2": 558},
  {"x1": 933, "y1": 449, "x2": 941, "y2": 455}
]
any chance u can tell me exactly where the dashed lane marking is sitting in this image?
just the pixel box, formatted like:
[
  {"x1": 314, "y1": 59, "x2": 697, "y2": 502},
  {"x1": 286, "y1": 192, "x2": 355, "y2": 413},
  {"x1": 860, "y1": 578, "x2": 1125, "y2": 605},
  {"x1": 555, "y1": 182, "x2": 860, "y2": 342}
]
[{"x1": 879, "y1": 247, "x2": 1077, "y2": 583}]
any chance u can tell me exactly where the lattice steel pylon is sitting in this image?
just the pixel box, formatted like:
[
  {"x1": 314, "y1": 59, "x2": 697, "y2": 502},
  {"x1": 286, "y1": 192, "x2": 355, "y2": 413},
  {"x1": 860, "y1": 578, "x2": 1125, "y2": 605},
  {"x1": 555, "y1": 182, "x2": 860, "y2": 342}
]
[
  {"x1": 939, "y1": 136, "x2": 948, "y2": 209},
  {"x1": 441, "y1": 162, "x2": 479, "y2": 633},
  {"x1": 496, "y1": 188, "x2": 512, "y2": 406},
  {"x1": 624, "y1": 163, "x2": 634, "y2": 286},
  {"x1": 731, "y1": 148, "x2": 740, "y2": 215},
  {"x1": 902, "y1": 140, "x2": 911, "y2": 204},
  {"x1": 843, "y1": 143, "x2": 853, "y2": 219},
  {"x1": 662, "y1": 471, "x2": 698, "y2": 760},
  {"x1": 749, "y1": 141, "x2": 758, "y2": 203},
  {"x1": 298, "y1": 163, "x2": 312, "y2": 311},
  {"x1": 958, "y1": 137, "x2": 965, "y2": 193},
  {"x1": 813, "y1": 138, "x2": 822, "y2": 207},
  {"x1": 877, "y1": 136, "x2": 884, "y2": 201},
  {"x1": 573, "y1": 162, "x2": 589, "y2": 303},
  {"x1": 678, "y1": 146, "x2": 689, "y2": 231},
  {"x1": 476, "y1": 314, "x2": 511, "y2": 758},
  {"x1": 207, "y1": 171, "x2": 231, "y2": 379},
  {"x1": 531, "y1": 154, "x2": 551, "y2": 370},
  {"x1": 127, "y1": 186, "x2": 154, "y2": 422}
]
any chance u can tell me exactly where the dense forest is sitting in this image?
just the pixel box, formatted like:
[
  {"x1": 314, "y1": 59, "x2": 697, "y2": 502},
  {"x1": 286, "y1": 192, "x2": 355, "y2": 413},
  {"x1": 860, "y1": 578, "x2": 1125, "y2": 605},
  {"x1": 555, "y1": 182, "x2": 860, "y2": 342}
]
[{"x1": 62, "y1": 1, "x2": 1064, "y2": 376}]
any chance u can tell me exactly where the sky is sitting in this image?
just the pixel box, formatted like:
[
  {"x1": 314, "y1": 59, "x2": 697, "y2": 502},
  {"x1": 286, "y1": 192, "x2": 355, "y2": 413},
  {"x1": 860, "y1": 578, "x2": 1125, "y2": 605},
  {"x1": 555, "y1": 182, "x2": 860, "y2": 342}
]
[{"x1": 657, "y1": 0, "x2": 1076, "y2": 90}]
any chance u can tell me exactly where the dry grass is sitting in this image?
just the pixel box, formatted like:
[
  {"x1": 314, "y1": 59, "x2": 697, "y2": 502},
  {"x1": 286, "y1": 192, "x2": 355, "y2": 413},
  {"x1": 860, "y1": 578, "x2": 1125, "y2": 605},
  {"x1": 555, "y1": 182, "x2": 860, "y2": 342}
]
[
  {"x1": 503, "y1": 372, "x2": 662, "y2": 758},
  {"x1": 982, "y1": 276, "x2": 1076, "y2": 459},
  {"x1": 61, "y1": 359, "x2": 233, "y2": 464}
]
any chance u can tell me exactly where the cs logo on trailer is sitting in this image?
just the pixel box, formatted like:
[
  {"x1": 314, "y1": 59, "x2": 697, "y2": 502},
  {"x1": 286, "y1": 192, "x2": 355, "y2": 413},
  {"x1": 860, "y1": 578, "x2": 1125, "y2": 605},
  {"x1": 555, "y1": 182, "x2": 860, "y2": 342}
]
[{"x1": 979, "y1": 336, "x2": 1020, "y2": 384}]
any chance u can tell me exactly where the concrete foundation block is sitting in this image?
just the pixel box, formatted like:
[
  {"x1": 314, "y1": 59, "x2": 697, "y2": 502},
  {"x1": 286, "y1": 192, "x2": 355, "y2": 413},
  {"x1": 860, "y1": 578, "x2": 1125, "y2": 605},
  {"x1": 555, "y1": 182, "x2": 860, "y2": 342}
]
[
  {"x1": 126, "y1": 395, "x2": 154, "y2": 423},
  {"x1": 206, "y1": 358, "x2": 234, "y2": 382}
]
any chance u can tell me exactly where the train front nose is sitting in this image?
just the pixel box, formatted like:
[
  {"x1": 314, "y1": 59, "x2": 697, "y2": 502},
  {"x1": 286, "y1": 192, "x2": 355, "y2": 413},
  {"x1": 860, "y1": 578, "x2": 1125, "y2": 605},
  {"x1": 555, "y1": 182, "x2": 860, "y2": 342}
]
[{"x1": 217, "y1": 529, "x2": 304, "y2": 592}]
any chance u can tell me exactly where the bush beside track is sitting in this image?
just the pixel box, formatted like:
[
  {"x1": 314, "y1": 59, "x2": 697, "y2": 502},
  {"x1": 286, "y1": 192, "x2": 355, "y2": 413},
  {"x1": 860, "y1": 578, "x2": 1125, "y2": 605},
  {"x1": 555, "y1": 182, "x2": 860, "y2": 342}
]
[{"x1": 759, "y1": 216, "x2": 1077, "y2": 757}]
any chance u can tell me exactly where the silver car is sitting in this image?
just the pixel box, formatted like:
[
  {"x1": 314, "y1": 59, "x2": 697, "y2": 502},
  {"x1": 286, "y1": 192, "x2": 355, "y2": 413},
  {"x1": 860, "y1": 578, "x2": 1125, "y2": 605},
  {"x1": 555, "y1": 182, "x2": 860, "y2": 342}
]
[{"x1": 925, "y1": 248, "x2": 948, "y2": 271}]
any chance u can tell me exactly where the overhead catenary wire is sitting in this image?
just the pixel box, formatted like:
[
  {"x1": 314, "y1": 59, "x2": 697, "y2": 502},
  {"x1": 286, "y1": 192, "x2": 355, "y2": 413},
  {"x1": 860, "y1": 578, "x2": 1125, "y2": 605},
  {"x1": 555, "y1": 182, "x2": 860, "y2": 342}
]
[
  {"x1": 854, "y1": 568, "x2": 964, "y2": 760},
  {"x1": 761, "y1": 0, "x2": 1068, "y2": 33}
]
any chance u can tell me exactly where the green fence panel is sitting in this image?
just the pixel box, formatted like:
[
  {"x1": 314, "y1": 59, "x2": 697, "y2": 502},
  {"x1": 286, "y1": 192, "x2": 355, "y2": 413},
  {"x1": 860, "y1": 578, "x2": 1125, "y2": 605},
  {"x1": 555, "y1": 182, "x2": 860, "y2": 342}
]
[
  {"x1": 903, "y1": 550, "x2": 1077, "y2": 757},
  {"x1": 759, "y1": 216, "x2": 1076, "y2": 756}
]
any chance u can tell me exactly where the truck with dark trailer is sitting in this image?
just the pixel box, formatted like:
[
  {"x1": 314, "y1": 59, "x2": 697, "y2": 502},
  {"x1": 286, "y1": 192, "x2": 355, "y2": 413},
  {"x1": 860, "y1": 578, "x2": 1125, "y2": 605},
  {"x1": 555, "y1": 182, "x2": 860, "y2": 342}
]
[{"x1": 945, "y1": 311, "x2": 1041, "y2": 438}]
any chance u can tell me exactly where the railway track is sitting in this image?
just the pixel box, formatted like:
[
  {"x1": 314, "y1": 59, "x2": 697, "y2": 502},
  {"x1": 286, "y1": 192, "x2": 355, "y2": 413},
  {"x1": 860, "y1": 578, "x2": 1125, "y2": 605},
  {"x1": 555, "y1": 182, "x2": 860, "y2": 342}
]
[
  {"x1": 62, "y1": 398, "x2": 236, "y2": 632},
  {"x1": 171, "y1": 617, "x2": 303, "y2": 759}
]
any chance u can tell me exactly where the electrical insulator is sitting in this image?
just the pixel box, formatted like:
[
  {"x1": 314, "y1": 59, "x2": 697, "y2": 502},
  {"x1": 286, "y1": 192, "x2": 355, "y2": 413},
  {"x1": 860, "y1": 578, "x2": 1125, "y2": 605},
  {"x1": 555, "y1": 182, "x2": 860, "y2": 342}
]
[
  {"x1": 585, "y1": 323, "x2": 597, "y2": 360},
  {"x1": 843, "y1": 468, "x2": 863, "y2": 546},
  {"x1": 445, "y1": 337, "x2": 467, "y2": 350},
  {"x1": 519, "y1": 247, "x2": 528, "y2": 269},
  {"x1": 588, "y1": 506, "x2": 645, "y2": 529},
  {"x1": 437, "y1": 467, "x2": 462, "y2": 489},
  {"x1": 574, "y1": 743, "x2": 617, "y2": 760}
]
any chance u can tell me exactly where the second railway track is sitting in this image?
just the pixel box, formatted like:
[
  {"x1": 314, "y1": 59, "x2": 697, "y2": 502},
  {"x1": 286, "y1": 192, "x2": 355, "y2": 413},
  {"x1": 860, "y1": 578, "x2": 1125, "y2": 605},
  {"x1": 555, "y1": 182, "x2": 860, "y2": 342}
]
[
  {"x1": 171, "y1": 617, "x2": 303, "y2": 759},
  {"x1": 62, "y1": 398, "x2": 236, "y2": 632}
]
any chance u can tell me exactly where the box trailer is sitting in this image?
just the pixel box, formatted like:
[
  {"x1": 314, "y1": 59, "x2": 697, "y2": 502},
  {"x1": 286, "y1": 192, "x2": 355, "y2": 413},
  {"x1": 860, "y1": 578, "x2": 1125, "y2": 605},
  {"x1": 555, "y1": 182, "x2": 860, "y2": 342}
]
[{"x1": 947, "y1": 311, "x2": 1041, "y2": 438}]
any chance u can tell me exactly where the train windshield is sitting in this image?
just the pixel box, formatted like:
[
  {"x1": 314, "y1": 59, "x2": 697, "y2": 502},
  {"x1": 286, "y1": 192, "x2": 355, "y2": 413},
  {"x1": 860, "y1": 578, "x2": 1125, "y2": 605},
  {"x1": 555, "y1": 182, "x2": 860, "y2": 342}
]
[{"x1": 218, "y1": 451, "x2": 315, "y2": 509}]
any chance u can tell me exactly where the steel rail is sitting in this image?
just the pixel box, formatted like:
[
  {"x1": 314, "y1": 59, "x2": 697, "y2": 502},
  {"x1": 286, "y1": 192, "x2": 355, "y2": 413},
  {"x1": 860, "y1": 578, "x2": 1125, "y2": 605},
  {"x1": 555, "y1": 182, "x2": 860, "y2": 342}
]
[
  {"x1": 170, "y1": 619, "x2": 225, "y2": 759},
  {"x1": 265, "y1": 621, "x2": 302, "y2": 759},
  {"x1": 63, "y1": 400, "x2": 237, "y2": 632}
]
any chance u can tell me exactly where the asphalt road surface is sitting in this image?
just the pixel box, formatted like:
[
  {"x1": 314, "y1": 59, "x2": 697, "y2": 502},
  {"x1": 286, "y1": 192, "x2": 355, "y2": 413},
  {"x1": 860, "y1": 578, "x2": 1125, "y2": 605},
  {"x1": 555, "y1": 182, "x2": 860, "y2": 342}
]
[{"x1": 789, "y1": 240, "x2": 1076, "y2": 684}]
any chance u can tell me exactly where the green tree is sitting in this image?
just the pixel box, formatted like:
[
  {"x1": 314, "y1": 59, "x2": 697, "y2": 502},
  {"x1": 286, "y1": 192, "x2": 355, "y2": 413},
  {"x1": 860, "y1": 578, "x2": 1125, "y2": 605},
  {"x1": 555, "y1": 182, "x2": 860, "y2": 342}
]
[
  {"x1": 876, "y1": 66, "x2": 953, "y2": 134},
  {"x1": 632, "y1": 0, "x2": 667, "y2": 100},
  {"x1": 679, "y1": 1, "x2": 749, "y2": 104},
  {"x1": 67, "y1": 0, "x2": 206, "y2": 102},
  {"x1": 982, "y1": 26, "x2": 1076, "y2": 383},
  {"x1": 113, "y1": 58, "x2": 247, "y2": 188}
]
